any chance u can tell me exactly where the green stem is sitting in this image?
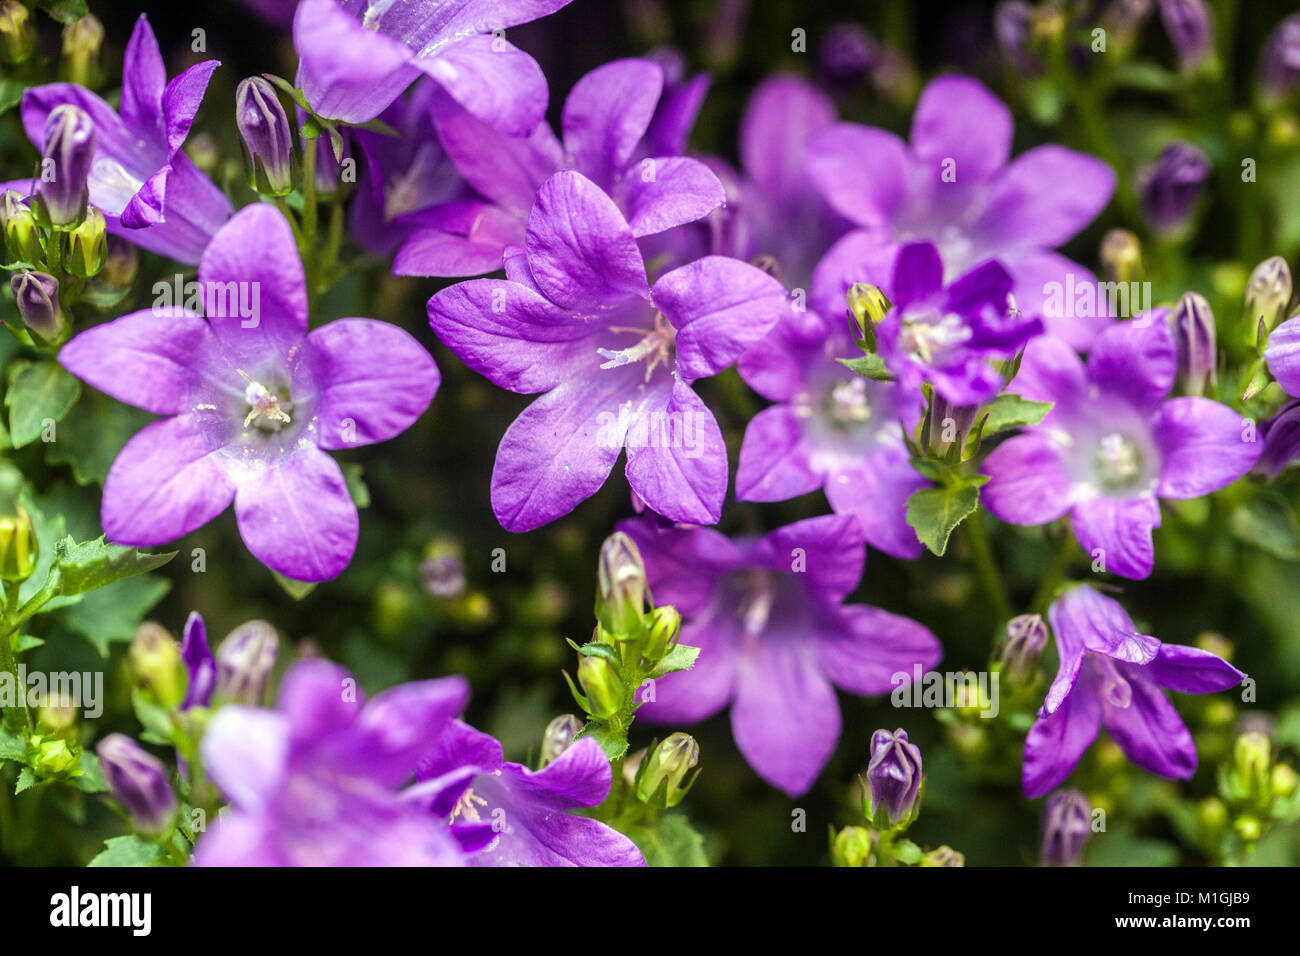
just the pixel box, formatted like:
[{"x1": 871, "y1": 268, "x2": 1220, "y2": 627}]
[
  {"x1": 963, "y1": 511, "x2": 1013, "y2": 625},
  {"x1": 1030, "y1": 529, "x2": 1074, "y2": 614},
  {"x1": 0, "y1": 583, "x2": 32, "y2": 735}
]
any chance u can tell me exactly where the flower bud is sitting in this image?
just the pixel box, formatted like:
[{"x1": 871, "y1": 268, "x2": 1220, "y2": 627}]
[
  {"x1": 1159, "y1": 0, "x2": 1212, "y2": 71},
  {"x1": 540, "y1": 714, "x2": 583, "y2": 767},
  {"x1": 1259, "y1": 14, "x2": 1300, "y2": 104},
  {"x1": 865, "y1": 728, "x2": 923, "y2": 829},
  {"x1": 10, "y1": 270, "x2": 65, "y2": 344},
  {"x1": 66, "y1": 206, "x2": 106, "y2": 277},
  {"x1": 1198, "y1": 795, "x2": 1229, "y2": 832},
  {"x1": 38, "y1": 104, "x2": 95, "y2": 228},
  {"x1": 923, "y1": 393, "x2": 979, "y2": 461},
  {"x1": 1244, "y1": 256, "x2": 1292, "y2": 346},
  {"x1": 1040, "y1": 788, "x2": 1092, "y2": 866},
  {"x1": 635, "y1": 732, "x2": 699, "y2": 808},
  {"x1": 596, "y1": 532, "x2": 647, "y2": 637},
  {"x1": 994, "y1": 1, "x2": 1041, "y2": 75},
  {"x1": 95, "y1": 734, "x2": 176, "y2": 833},
  {"x1": 999, "y1": 613, "x2": 1048, "y2": 683},
  {"x1": 641, "y1": 605, "x2": 681, "y2": 661},
  {"x1": 1099, "y1": 228, "x2": 1143, "y2": 283},
  {"x1": 129, "y1": 622, "x2": 186, "y2": 710},
  {"x1": 577, "y1": 655, "x2": 623, "y2": 719},
  {"x1": 236, "y1": 77, "x2": 296, "y2": 196},
  {"x1": 847, "y1": 281, "x2": 889, "y2": 345},
  {"x1": 920, "y1": 845, "x2": 965, "y2": 866},
  {"x1": 818, "y1": 22, "x2": 877, "y2": 91},
  {"x1": 0, "y1": 1, "x2": 35, "y2": 65},
  {"x1": 1272, "y1": 763, "x2": 1298, "y2": 799},
  {"x1": 1138, "y1": 142, "x2": 1210, "y2": 237},
  {"x1": 37, "y1": 737, "x2": 76, "y2": 775},
  {"x1": 830, "y1": 826, "x2": 873, "y2": 867},
  {"x1": 180, "y1": 611, "x2": 215, "y2": 711},
  {"x1": 420, "y1": 552, "x2": 465, "y2": 599},
  {"x1": 1223, "y1": 731, "x2": 1272, "y2": 806},
  {"x1": 60, "y1": 14, "x2": 104, "y2": 88},
  {"x1": 1, "y1": 190, "x2": 44, "y2": 264},
  {"x1": 38, "y1": 694, "x2": 78, "y2": 734},
  {"x1": 1171, "y1": 291, "x2": 1216, "y2": 396},
  {"x1": 101, "y1": 237, "x2": 139, "y2": 288},
  {"x1": 216, "y1": 620, "x2": 278, "y2": 705},
  {"x1": 0, "y1": 504, "x2": 37, "y2": 582}
]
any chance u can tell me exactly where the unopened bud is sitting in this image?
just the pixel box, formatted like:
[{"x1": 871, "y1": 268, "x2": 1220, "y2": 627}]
[
  {"x1": 60, "y1": 14, "x2": 104, "y2": 88},
  {"x1": 1, "y1": 190, "x2": 44, "y2": 264},
  {"x1": 577, "y1": 655, "x2": 623, "y2": 719},
  {"x1": 1225, "y1": 731, "x2": 1273, "y2": 806},
  {"x1": 38, "y1": 104, "x2": 95, "y2": 227},
  {"x1": 36, "y1": 737, "x2": 76, "y2": 775},
  {"x1": 1244, "y1": 256, "x2": 1292, "y2": 346},
  {"x1": 596, "y1": 532, "x2": 647, "y2": 637},
  {"x1": 1171, "y1": 291, "x2": 1216, "y2": 396},
  {"x1": 642, "y1": 605, "x2": 681, "y2": 661},
  {"x1": 96, "y1": 734, "x2": 176, "y2": 833},
  {"x1": 1099, "y1": 228, "x2": 1143, "y2": 283},
  {"x1": 38, "y1": 694, "x2": 78, "y2": 734},
  {"x1": 847, "y1": 281, "x2": 889, "y2": 345},
  {"x1": 540, "y1": 714, "x2": 583, "y2": 766},
  {"x1": 66, "y1": 206, "x2": 107, "y2": 277},
  {"x1": 1260, "y1": 15, "x2": 1300, "y2": 104},
  {"x1": 1138, "y1": 141, "x2": 1210, "y2": 238},
  {"x1": 635, "y1": 732, "x2": 699, "y2": 808},
  {"x1": 215, "y1": 620, "x2": 278, "y2": 705},
  {"x1": 1159, "y1": 0, "x2": 1213, "y2": 71},
  {"x1": 1040, "y1": 788, "x2": 1092, "y2": 866},
  {"x1": 1272, "y1": 763, "x2": 1298, "y2": 799},
  {"x1": 999, "y1": 613, "x2": 1048, "y2": 682},
  {"x1": 236, "y1": 77, "x2": 296, "y2": 196},
  {"x1": 865, "y1": 727, "x2": 923, "y2": 829},
  {"x1": 129, "y1": 622, "x2": 186, "y2": 710},
  {"x1": 101, "y1": 237, "x2": 139, "y2": 288},
  {"x1": 830, "y1": 826, "x2": 873, "y2": 867},
  {"x1": 0, "y1": 503, "x2": 37, "y2": 581},
  {"x1": 0, "y1": 1, "x2": 35, "y2": 65},
  {"x1": 10, "y1": 271, "x2": 65, "y2": 344},
  {"x1": 923, "y1": 393, "x2": 979, "y2": 462},
  {"x1": 920, "y1": 845, "x2": 965, "y2": 866}
]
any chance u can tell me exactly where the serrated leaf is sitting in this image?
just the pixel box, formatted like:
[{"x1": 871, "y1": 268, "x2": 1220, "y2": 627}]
[
  {"x1": 837, "y1": 354, "x2": 893, "y2": 381},
  {"x1": 0, "y1": 725, "x2": 26, "y2": 762},
  {"x1": 906, "y1": 482, "x2": 982, "y2": 556},
  {"x1": 575, "y1": 641, "x2": 619, "y2": 662},
  {"x1": 52, "y1": 535, "x2": 176, "y2": 597},
  {"x1": 580, "y1": 721, "x2": 628, "y2": 760},
  {"x1": 88, "y1": 835, "x2": 167, "y2": 867},
  {"x1": 15, "y1": 767, "x2": 37, "y2": 794},
  {"x1": 980, "y1": 393, "x2": 1052, "y2": 435},
  {"x1": 5, "y1": 359, "x2": 82, "y2": 448},
  {"x1": 60, "y1": 575, "x2": 172, "y2": 656},
  {"x1": 645, "y1": 643, "x2": 700, "y2": 680},
  {"x1": 631, "y1": 814, "x2": 708, "y2": 867}
]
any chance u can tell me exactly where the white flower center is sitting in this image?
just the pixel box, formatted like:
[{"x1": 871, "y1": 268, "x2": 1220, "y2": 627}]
[
  {"x1": 596, "y1": 313, "x2": 675, "y2": 382},
  {"x1": 1095, "y1": 432, "x2": 1142, "y2": 491},
  {"x1": 899, "y1": 310, "x2": 971, "y2": 365},
  {"x1": 238, "y1": 370, "x2": 292, "y2": 431}
]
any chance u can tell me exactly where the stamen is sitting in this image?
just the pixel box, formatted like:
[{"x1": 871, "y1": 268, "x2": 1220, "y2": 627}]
[
  {"x1": 449, "y1": 788, "x2": 489, "y2": 824},
  {"x1": 1095, "y1": 432, "x2": 1141, "y2": 490},
  {"x1": 237, "y1": 369, "x2": 292, "y2": 429}
]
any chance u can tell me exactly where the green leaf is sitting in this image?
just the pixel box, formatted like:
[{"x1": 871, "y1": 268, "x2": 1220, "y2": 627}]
[
  {"x1": 60, "y1": 575, "x2": 172, "y2": 656},
  {"x1": 45, "y1": 390, "x2": 152, "y2": 485},
  {"x1": 272, "y1": 570, "x2": 318, "y2": 600},
  {"x1": 88, "y1": 835, "x2": 167, "y2": 867},
  {"x1": 906, "y1": 481, "x2": 983, "y2": 556},
  {"x1": 342, "y1": 462, "x2": 371, "y2": 509},
  {"x1": 1230, "y1": 492, "x2": 1300, "y2": 561},
  {"x1": 980, "y1": 393, "x2": 1053, "y2": 435},
  {"x1": 0, "y1": 76, "x2": 23, "y2": 116},
  {"x1": 130, "y1": 688, "x2": 176, "y2": 744},
  {"x1": 837, "y1": 354, "x2": 893, "y2": 381},
  {"x1": 0, "y1": 725, "x2": 26, "y2": 763},
  {"x1": 645, "y1": 643, "x2": 701, "y2": 680},
  {"x1": 15, "y1": 767, "x2": 37, "y2": 794},
  {"x1": 5, "y1": 359, "x2": 82, "y2": 448},
  {"x1": 632, "y1": 814, "x2": 709, "y2": 866},
  {"x1": 891, "y1": 838, "x2": 924, "y2": 865},
  {"x1": 579, "y1": 721, "x2": 627, "y2": 761},
  {"x1": 52, "y1": 535, "x2": 177, "y2": 598},
  {"x1": 34, "y1": 0, "x2": 89, "y2": 24}
]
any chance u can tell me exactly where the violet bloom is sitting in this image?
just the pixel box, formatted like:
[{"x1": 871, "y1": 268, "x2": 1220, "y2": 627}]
[
  {"x1": 1264, "y1": 312, "x2": 1300, "y2": 398},
  {"x1": 292, "y1": 0, "x2": 572, "y2": 133},
  {"x1": 877, "y1": 241, "x2": 1042, "y2": 406},
  {"x1": 1256, "y1": 399, "x2": 1300, "y2": 478},
  {"x1": 21, "y1": 15, "x2": 232, "y2": 265},
  {"x1": 409, "y1": 720, "x2": 644, "y2": 866},
  {"x1": 1023, "y1": 585, "x2": 1243, "y2": 798},
  {"x1": 196, "y1": 660, "x2": 470, "y2": 866},
  {"x1": 735, "y1": 309, "x2": 928, "y2": 559},
  {"x1": 865, "y1": 728, "x2": 923, "y2": 827},
  {"x1": 1159, "y1": 0, "x2": 1213, "y2": 70},
  {"x1": 1260, "y1": 14, "x2": 1300, "y2": 102},
  {"x1": 428, "y1": 170, "x2": 789, "y2": 530},
  {"x1": 983, "y1": 318, "x2": 1260, "y2": 579},
  {"x1": 180, "y1": 611, "x2": 215, "y2": 711},
  {"x1": 59, "y1": 204, "x2": 439, "y2": 581},
  {"x1": 806, "y1": 75, "x2": 1115, "y2": 350},
  {"x1": 620, "y1": 514, "x2": 941, "y2": 796},
  {"x1": 396, "y1": 58, "x2": 724, "y2": 278},
  {"x1": 1040, "y1": 788, "x2": 1092, "y2": 866},
  {"x1": 1138, "y1": 141, "x2": 1210, "y2": 237},
  {"x1": 96, "y1": 734, "x2": 176, "y2": 833}
]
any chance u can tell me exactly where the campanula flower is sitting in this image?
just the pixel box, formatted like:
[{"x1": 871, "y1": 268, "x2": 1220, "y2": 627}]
[
  {"x1": 96, "y1": 734, "x2": 177, "y2": 834},
  {"x1": 1264, "y1": 312, "x2": 1300, "y2": 397}
]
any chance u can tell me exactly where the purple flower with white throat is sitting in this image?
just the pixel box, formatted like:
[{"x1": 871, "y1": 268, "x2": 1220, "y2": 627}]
[
  {"x1": 982, "y1": 318, "x2": 1260, "y2": 579},
  {"x1": 877, "y1": 240, "x2": 1041, "y2": 406},
  {"x1": 735, "y1": 308, "x2": 928, "y2": 559},
  {"x1": 1023, "y1": 584, "x2": 1243, "y2": 798},
  {"x1": 58, "y1": 204, "x2": 439, "y2": 582},
  {"x1": 427, "y1": 170, "x2": 789, "y2": 531},
  {"x1": 806, "y1": 75, "x2": 1115, "y2": 350},
  {"x1": 395, "y1": 58, "x2": 725, "y2": 278},
  {"x1": 620, "y1": 514, "x2": 941, "y2": 797},
  {"x1": 409, "y1": 720, "x2": 644, "y2": 866},
  {"x1": 21, "y1": 15, "x2": 232, "y2": 264},
  {"x1": 196, "y1": 659, "x2": 470, "y2": 866},
  {"x1": 292, "y1": 0, "x2": 573, "y2": 133}
]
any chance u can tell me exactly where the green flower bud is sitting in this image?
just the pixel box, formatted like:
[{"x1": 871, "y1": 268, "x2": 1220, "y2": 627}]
[
  {"x1": 830, "y1": 826, "x2": 873, "y2": 867},
  {"x1": 1233, "y1": 815, "x2": 1262, "y2": 843},
  {"x1": 0, "y1": 1, "x2": 35, "y2": 65},
  {"x1": 1, "y1": 190, "x2": 44, "y2": 265},
  {"x1": 1224, "y1": 731, "x2": 1272, "y2": 806},
  {"x1": 540, "y1": 714, "x2": 583, "y2": 767},
  {"x1": 920, "y1": 845, "x2": 965, "y2": 867},
  {"x1": 1271, "y1": 763, "x2": 1298, "y2": 800},
  {"x1": 846, "y1": 281, "x2": 889, "y2": 345},
  {"x1": 60, "y1": 14, "x2": 104, "y2": 88},
  {"x1": 642, "y1": 605, "x2": 681, "y2": 662},
  {"x1": 596, "y1": 532, "x2": 646, "y2": 637},
  {"x1": 1244, "y1": 256, "x2": 1292, "y2": 347},
  {"x1": 0, "y1": 504, "x2": 38, "y2": 582},
  {"x1": 1099, "y1": 228, "x2": 1142, "y2": 283},
  {"x1": 635, "y1": 732, "x2": 699, "y2": 808},
  {"x1": 66, "y1": 206, "x2": 106, "y2": 278},
  {"x1": 36, "y1": 737, "x2": 75, "y2": 775},
  {"x1": 129, "y1": 622, "x2": 187, "y2": 710},
  {"x1": 577, "y1": 655, "x2": 622, "y2": 719},
  {"x1": 101, "y1": 237, "x2": 139, "y2": 288},
  {"x1": 1198, "y1": 796, "x2": 1229, "y2": 833}
]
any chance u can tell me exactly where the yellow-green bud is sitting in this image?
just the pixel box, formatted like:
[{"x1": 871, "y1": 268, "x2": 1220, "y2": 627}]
[
  {"x1": 1233, "y1": 815, "x2": 1262, "y2": 843},
  {"x1": 596, "y1": 532, "x2": 647, "y2": 637},
  {"x1": 635, "y1": 732, "x2": 699, "y2": 808},
  {"x1": 920, "y1": 845, "x2": 965, "y2": 866},
  {"x1": 1, "y1": 190, "x2": 44, "y2": 265},
  {"x1": 101, "y1": 237, "x2": 139, "y2": 288},
  {"x1": 36, "y1": 737, "x2": 75, "y2": 775},
  {"x1": 642, "y1": 605, "x2": 681, "y2": 661},
  {"x1": 60, "y1": 14, "x2": 104, "y2": 88},
  {"x1": 1243, "y1": 256, "x2": 1292, "y2": 347},
  {"x1": 847, "y1": 282, "x2": 890, "y2": 342},
  {"x1": 129, "y1": 622, "x2": 186, "y2": 710},
  {"x1": 1099, "y1": 228, "x2": 1143, "y2": 283},
  {"x1": 0, "y1": 505, "x2": 38, "y2": 582},
  {"x1": 66, "y1": 206, "x2": 106, "y2": 278},
  {"x1": 38, "y1": 695, "x2": 78, "y2": 734},
  {"x1": 0, "y1": 1, "x2": 35, "y2": 65},
  {"x1": 1198, "y1": 796, "x2": 1229, "y2": 833},
  {"x1": 577, "y1": 655, "x2": 622, "y2": 719},
  {"x1": 1271, "y1": 763, "x2": 1298, "y2": 800},
  {"x1": 830, "y1": 826, "x2": 873, "y2": 867}
]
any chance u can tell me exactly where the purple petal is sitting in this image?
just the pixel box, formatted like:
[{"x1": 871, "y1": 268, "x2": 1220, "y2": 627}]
[
  {"x1": 119, "y1": 167, "x2": 167, "y2": 229},
  {"x1": 308, "y1": 318, "x2": 439, "y2": 449},
  {"x1": 1085, "y1": 316, "x2": 1176, "y2": 413},
  {"x1": 1145, "y1": 643, "x2": 1245, "y2": 694},
  {"x1": 1154, "y1": 397, "x2": 1261, "y2": 498},
  {"x1": 119, "y1": 16, "x2": 166, "y2": 137},
  {"x1": 653, "y1": 255, "x2": 790, "y2": 381},
  {"x1": 735, "y1": 405, "x2": 822, "y2": 501},
  {"x1": 394, "y1": 225, "x2": 517, "y2": 278},
  {"x1": 232, "y1": 445, "x2": 359, "y2": 582},
  {"x1": 815, "y1": 604, "x2": 941, "y2": 696},
  {"x1": 115, "y1": 153, "x2": 233, "y2": 265},
  {"x1": 824, "y1": 444, "x2": 929, "y2": 560},
  {"x1": 524, "y1": 171, "x2": 648, "y2": 312},
  {"x1": 200, "y1": 705, "x2": 290, "y2": 811},
  {"x1": 617, "y1": 519, "x2": 743, "y2": 617},
  {"x1": 752, "y1": 514, "x2": 864, "y2": 605},
  {"x1": 909, "y1": 75, "x2": 1012, "y2": 183},
  {"x1": 1049, "y1": 583, "x2": 1160, "y2": 664},
  {"x1": 1008, "y1": 334, "x2": 1088, "y2": 412},
  {"x1": 1264, "y1": 315, "x2": 1300, "y2": 397},
  {"x1": 646, "y1": 72, "x2": 709, "y2": 157},
  {"x1": 981, "y1": 434, "x2": 1075, "y2": 526},
  {"x1": 293, "y1": 0, "x2": 418, "y2": 124},
  {"x1": 624, "y1": 379, "x2": 728, "y2": 525},
  {"x1": 277, "y1": 659, "x2": 362, "y2": 746},
  {"x1": 180, "y1": 611, "x2": 215, "y2": 710},
  {"x1": 562, "y1": 58, "x2": 663, "y2": 191},
  {"x1": 805, "y1": 123, "x2": 910, "y2": 230},
  {"x1": 891, "y1": 241, "x2": 945, "y2": 306},
  {"x1": 1007, "y1": 252, "x2": 1113, "y2": 352},
  {"x1": 161, "y1": 59, "x2": 221, "y2": 156},
  {"x1": 1102, "y1": 676, "x2": 1197, "y2": 781},
  {"x1": 637, "y1": 615, "x2": 739, "y2": 724},
  {"x1": 735, "y1": 307, "x2": 827, "y2": 403},
  {"x1": 1070, "y1": 494, "x2": 1162, "y2": 580},
  {"x1": 621, "y1": 156, "x2": 725, "y2": 238},
  {"x1": 420, "y1": 36, "x2": 548, "y2": 137},
  {"x1": 1022, "y1": 671, "x2": 1102, "y2": 798},
  {"x1": 22, "y1": 84, "x2": 159, "y2": 183},
  {"x1": 102, "y1": 414, "x2": 236, "y2": 546},
  {"x1": 500, "y1": 736, "x2": 612, "y2": 810},
  {"x1": 740, "y1": 74, "x2": 837, "y2": 206},
  {"x1": 972, "y1": 145, "x2": 1115, "y2": 249}
]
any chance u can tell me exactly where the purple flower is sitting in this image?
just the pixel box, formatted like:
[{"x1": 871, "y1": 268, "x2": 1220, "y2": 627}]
[
  {"x1": 96, "y1": 734, "x2": 176, "y2": 833},
  {"x1": 983, "y1": 319, "x2": 1260, "y2": 579},
  {"x1": 409, "y1": 720, "x2": 644, "y2": 866},
  {"x1": 427, "y1": 170, "x2": 789, "y2": 530},
  {"x1": 180, "y1": 611, "x2": 215, "y2": 711},
  {"x1": 196, "y1": 659, "x2": 469, "y2": 866},
  {"x1": 1040, "y1": 788, "x2": 1092, "y2": 866},
  {"x1": 806, "y1": 75, "x2": 1115, "y2": 350},
  {"x1": 1138, "y1": 141, "x2": 1210, "y2": 237},
  {"x1": 59, "y1": 204, "x2": 439, "y2": 582},
  {"x1": 1260, "y1": 14, "x2": 1300, "y2": 102},
  {"x1": 620, "y1": 514, "x2": 941, "y2": 796},
  {"x1": 20, "y1": 15, "x2": 232, "y2": 264},
  {"x1": 735, "y1": 309, "x2": 928, "y2": 558},
  {"x1": 865, "y1": 728, "x2": 923, "y2": 827},
  {"x1": 1264, "y1": 313, "x2": 1300, "y2": 397},
  {"x1": 1159, "y1": 0, "x2": 1213, "y2": 70},
  {"x1": 292, "y1": 0, "x2": 572, "y2": 133},
  {"x1": 1023, "y1": 584, "x2": 1243, "y2": 798},
  {"x1": 37, "y1": 104, "x2": 95, "y2": 226},
  {"x1": 1256, "y1": 398, "x2": 1300, "y2": 478},
  {"x1": 395, "y1": 58, "x2": 725, "y2": 278}
]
